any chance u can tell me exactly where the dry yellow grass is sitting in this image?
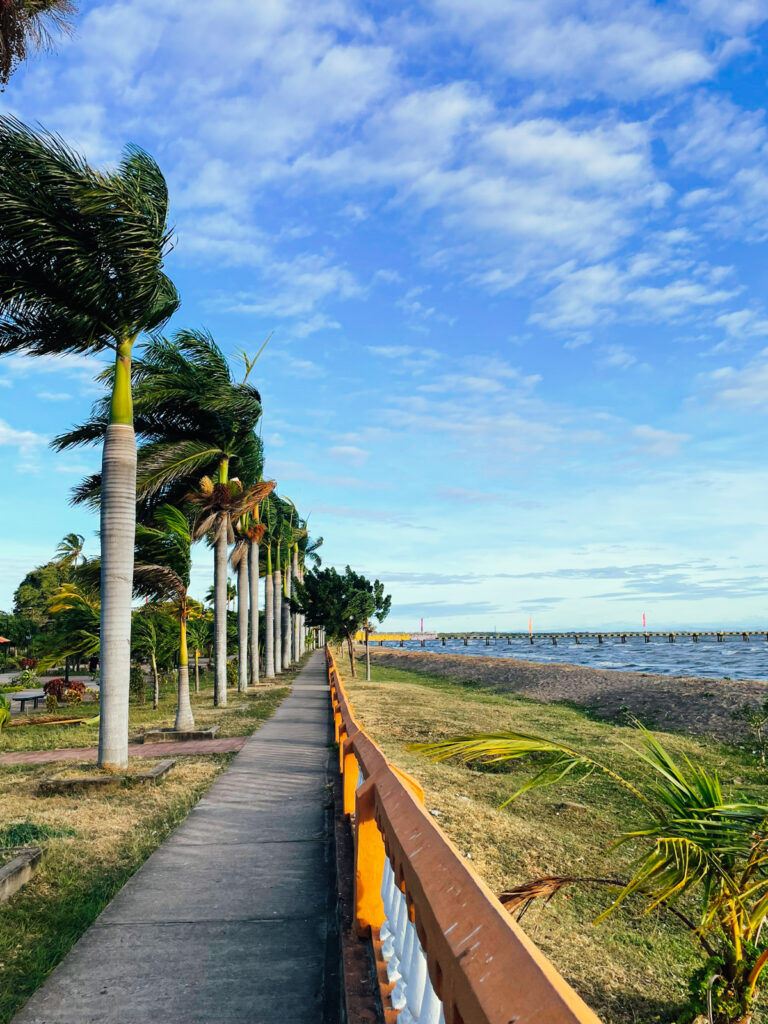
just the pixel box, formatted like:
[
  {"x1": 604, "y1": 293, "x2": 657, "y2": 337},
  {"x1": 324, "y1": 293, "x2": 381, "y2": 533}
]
[{"x1": 347, "y1": 663, "x2": 768, "y2": 1024}]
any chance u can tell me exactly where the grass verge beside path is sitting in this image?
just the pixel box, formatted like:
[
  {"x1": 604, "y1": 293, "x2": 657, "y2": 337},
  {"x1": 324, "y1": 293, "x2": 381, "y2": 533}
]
[
  {"x1": 347, "y1": 658, "x2": 768, "y2": 1024},
  {"x1": 0, "y1": 659, "x2": 302, "y2": 1024},
  {"x1": 0, "y1": 657, "x2": 309, "y2": 752}
]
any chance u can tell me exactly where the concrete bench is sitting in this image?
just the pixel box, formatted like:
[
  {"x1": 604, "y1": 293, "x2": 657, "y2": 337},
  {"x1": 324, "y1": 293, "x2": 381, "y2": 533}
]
[{"x1": 11, "y1": 689, "x2": 46, "y2": 713}]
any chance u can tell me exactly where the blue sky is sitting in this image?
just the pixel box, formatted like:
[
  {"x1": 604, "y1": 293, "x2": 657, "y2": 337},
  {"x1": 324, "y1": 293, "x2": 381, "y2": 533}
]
[{"x1": 2, "y1": 0, "x2": 768, "y2": 631}]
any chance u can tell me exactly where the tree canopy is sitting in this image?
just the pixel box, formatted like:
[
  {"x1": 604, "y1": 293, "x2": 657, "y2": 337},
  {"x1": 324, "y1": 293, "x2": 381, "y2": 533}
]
[{"x1": 292, "y1": 565, "x2": 390, "y2": 676}]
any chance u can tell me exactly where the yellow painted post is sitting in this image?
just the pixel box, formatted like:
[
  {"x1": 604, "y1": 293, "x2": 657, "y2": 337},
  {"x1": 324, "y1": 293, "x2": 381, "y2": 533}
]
[
  {"x1": 343, "y1": 740, "x2": 358, "y2": 815},
  {"x1": 354, "y1": 777, "x2": 387, "y2": 937}
]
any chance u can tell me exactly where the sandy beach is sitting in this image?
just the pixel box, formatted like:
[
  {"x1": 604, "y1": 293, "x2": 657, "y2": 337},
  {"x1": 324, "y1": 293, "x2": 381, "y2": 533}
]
[{"x1": 365, "y1": 647, "x2": 768, "y2": 743}]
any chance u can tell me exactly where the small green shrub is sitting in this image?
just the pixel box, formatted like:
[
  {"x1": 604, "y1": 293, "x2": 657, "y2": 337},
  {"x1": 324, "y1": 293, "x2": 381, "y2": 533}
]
[
  {"x1": 226, "y1": 659, "x2": 238, "y2": 689},
  {"x1": 0, "y1": 822, "x2": 76, "y2": 847},
  {"x1": 65, "y1": 688, "x2": 82, "y2": 707},
  {"x1": 0, "y1": 695, "x2": 10, "y2": 731},
  {"x1": 45, "y1": 694, "x2": 58, "y2": 714}
]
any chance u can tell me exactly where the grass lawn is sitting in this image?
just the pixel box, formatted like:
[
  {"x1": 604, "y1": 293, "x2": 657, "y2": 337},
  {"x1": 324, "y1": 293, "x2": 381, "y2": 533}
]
[
  {"x1": 0, "y1": 659, "x2": 300, "y2": 1024},
  {"x1": 346, "y1": 657, "x2": 768, "y2": 1024},
  {"x1": 0, "y1": 660, "x2": 306, "y2": 752}
]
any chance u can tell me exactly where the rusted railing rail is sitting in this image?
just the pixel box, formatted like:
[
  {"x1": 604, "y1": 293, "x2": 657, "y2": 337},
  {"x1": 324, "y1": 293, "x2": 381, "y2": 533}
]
[{"x1": 326, "y1": 646, "x2": 601, "y2": 1024}]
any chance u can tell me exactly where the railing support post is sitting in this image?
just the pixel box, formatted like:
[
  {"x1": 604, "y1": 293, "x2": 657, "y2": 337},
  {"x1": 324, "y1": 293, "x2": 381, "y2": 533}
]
[
  {"x1": 354, "y1": 777, "x2": 387, "y2": 938},
  {"x1": 342, "y1": 738, "x2": 358, "y2": 816}
]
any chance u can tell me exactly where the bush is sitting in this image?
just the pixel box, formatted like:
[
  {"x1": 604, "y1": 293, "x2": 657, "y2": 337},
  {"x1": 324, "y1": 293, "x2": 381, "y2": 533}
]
[
  {"x1": 129, "y1": 664, "x2": 147, "y2": 704},
  {"x1": 15, "y1": 667, "x2": 38, "y2": 687},
  {"x1": 0, "y1": 695, "x2": 10, "y2": 731},
  {"x1": 45, "y1": 694, "x2": 58, "y2": 714},
  {"x1": 19, "y1": 657, "x2": 38, "y2": 670},
  {"x1": 65, "y1": 688, "x2": 82, "y2": 707},
  {"x1": 43, "y1": 678, "x2": 85, "y2": 701},
  {"x1": 226, "y1": 658, "x2": 239, "y2": 689}
]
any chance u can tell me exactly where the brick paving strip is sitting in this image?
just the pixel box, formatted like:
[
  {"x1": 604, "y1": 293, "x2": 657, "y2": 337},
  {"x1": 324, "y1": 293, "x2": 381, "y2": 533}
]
[
  {"x1": 1, "y1": 735, "x2": 248, "y2": 766},
  {"x1": 10, "y1": 650, "x2": 337, "y2": 1024}
]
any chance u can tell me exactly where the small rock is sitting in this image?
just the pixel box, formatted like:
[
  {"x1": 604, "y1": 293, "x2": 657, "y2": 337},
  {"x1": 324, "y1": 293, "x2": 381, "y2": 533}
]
[
  {"x1": 733, "y1": 778, "x2": 743, "y2": 785},
  {"x1": 429, "y1": 808, "x2": 441, "y2": 817},
  {"x1": 557, "y1": 801, "x2": 588, "y2": 813}
]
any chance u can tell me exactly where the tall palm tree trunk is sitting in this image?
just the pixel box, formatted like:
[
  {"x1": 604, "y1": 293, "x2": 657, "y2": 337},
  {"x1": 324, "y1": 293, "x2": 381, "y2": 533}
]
[
  {"x1": 281, "y1": 559, "x2": 291, "y2": 668},
  {"x1": 214, "y1": 527, "x2": 228, "y2": 706},
  {"x1": 98, "y1": 342, "x2": 137, "y2": 770},
  {"x1": 194, "y1": 648, "x2": 200, "y2": 693},
  {"x1": 175, "y1": 612, "x2": 194, "y2": 731},
  {"x1": 292, "y1": 548, "x2": 300, "y2": 662},
  {"x1": 273, "y1": 565, "x2": 282, "y2": 674},
  {"x1": 248, "y1": 539, "x2": 259, "y2": 685},
  {"x1": 265, "y1": 546, "x2": 275, "y2": 678},
  {"x1": 152, "y1": 653, "x2": 159, "y2": 709},
  {"x1": 237, "y1": 553, "x2": 248, "y2": 693}
]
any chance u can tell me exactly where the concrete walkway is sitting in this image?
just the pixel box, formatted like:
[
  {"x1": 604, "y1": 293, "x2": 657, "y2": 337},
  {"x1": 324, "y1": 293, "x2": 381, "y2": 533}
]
[
  {"x1": 12, "y1": 652, "x2": 337, "y2": 1024},
  {"x1": 2, "y1": 735, "x2": 248, "y2": 765}
]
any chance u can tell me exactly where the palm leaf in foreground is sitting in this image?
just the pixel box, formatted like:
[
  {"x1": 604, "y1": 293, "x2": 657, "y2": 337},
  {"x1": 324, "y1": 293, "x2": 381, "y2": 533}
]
[{"x1": 415, "y1": 723, "x2": 768, "y2": 1023}]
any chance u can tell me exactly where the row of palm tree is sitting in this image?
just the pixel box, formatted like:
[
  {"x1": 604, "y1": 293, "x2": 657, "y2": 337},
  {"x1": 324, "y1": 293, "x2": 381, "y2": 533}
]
[{"x1": 0, "y1": 116, "x2": 320, "y2": 766}]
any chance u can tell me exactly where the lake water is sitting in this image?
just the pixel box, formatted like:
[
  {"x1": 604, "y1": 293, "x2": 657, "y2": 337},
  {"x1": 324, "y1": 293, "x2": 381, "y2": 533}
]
[{"x1": 375, "y1": 635, "x2": 768, "y2": 682}]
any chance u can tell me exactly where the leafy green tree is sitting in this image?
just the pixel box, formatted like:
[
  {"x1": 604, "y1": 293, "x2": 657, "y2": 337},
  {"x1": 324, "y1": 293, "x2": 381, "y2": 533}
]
[
  {"x1": 0, "y1": 0, "x2": 76, "y2": 86},
  {"x1": 417, "y1": 723, "x2": 768, "y2": 1024},
  {"x1": 13, "y1": 560, "x2": 68, "y2": 629},
  {"x1": 293, "y1": 565, "x2": 390, "y2": 677},
  {"x1": 0, "y1": 116, "x2": 178, "y2": 768},
  {"x1": 38, "y1": 579, "x2": 99, "y2": 671}
]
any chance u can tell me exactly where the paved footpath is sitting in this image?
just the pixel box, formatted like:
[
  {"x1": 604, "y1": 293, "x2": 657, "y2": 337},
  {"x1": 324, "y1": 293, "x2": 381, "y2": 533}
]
[
  {"x1": 12, "y1": 652, "x2": 337, "y2": 1024},
  {"x1": 2, "y1": 735, "x2": 248, "y2": 765}
]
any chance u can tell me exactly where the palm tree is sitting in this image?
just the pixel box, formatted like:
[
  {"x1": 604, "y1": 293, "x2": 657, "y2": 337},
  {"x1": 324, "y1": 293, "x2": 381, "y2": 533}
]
[
  {"x1": 55, "y1": 329, "x2": 267, "y2": 707},
  {"x1": 131, "y1": 612, "x2": 175, "y2": 710},
  {"x1": 185, "y1": 614, "x2": 211, "y2": 694},
  {"x1": 206, "y1": 579, "x2": 235, "y2": 610},
  {"x1": 188, "y1": 476, "x2": 274, "y2": 705},
  {"x1": 0, "y1": 0, "x2": 76, "y2": 86},
  {"x1": 417, "y1": 724, "x2": 768, "y2": 1024},
  {"x1": 54, "y1": 532, "x2": 85, "y2": 570},
  {"x1": 0, "y1": 117, "x2": 178, "y2": 768},
  {"x1": 231, "y1": 523, "x2": 250, "y2": 693},
  {"x1": 297, "y1": 528, "x2": 322, "y2": 657},
  {"x1": 132, "y1": 504, "x2": 195, "y2": 730}
]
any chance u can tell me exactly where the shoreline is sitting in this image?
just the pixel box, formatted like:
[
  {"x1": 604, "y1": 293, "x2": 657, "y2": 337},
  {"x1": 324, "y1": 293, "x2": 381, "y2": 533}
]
[{"x1": 364, "y1": 647, "x2": 768, "y2": 743}]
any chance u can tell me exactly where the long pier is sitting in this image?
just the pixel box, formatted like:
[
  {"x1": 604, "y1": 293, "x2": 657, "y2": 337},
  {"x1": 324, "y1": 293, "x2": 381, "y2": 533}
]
[{"x1": 361, "y1": 630, "x2": 768, "y2": 647}]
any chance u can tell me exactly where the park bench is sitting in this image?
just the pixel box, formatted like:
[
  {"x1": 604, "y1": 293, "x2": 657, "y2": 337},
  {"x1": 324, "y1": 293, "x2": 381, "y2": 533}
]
[{"x1": 11, "y1": 689, "x2": 46, "y2": 713}]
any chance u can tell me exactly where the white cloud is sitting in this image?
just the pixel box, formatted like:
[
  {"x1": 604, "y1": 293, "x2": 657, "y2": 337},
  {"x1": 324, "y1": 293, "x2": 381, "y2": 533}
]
[
  {"x1": 600, "y1": 345, "x2": 637, "y2": 370},
  {"x1": 704, "y1": 349, "x2": 768, "y2": 408},
  {"x1": 328, "y1": 445, "x2": 370, "y2": 467},
  {"x1": 38, "y1": 392, "x2": 73, "y2": 402},
  {"x1": 631, "y1": 424, "x2": 691, "y2": 455}
]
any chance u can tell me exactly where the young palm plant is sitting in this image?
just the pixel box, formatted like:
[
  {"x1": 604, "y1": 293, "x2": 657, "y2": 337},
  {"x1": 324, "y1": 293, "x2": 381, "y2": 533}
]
[
  {"x1": 131, "y1": 611, "x2": 176, "y2": 710},
  {"x1": 132, "y1": 504, "x2": 195, "y2": 731},
  {"x1": 0, "y1": 117, "x2": 179, "y2": 767},
  {"x1": 0, "y1": 0, "x2": 76, "y2": 86},
  {"x1": 416, "y1": 724, "x2": 768, "y2": 1024},
  {"x1": 185, "y1": 613, "x2": 211, "y2": 695}
]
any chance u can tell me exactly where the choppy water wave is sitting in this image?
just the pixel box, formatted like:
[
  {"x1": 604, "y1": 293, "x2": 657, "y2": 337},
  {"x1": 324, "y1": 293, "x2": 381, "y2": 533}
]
[{"x1": 373, "y1": 635, "x2": 768, "y2": 682}]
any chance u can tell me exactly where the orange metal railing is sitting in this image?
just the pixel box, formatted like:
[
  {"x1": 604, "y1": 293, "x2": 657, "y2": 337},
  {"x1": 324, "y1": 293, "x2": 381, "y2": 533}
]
[{"x1": 326, "y1": 647, "x2": 601, "y2": 1024}]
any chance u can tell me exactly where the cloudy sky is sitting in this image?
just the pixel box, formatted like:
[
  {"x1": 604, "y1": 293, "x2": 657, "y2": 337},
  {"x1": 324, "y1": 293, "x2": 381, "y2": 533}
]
[{"x1": 2, "y1": 0, "x2": 768, "y2": 630}]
